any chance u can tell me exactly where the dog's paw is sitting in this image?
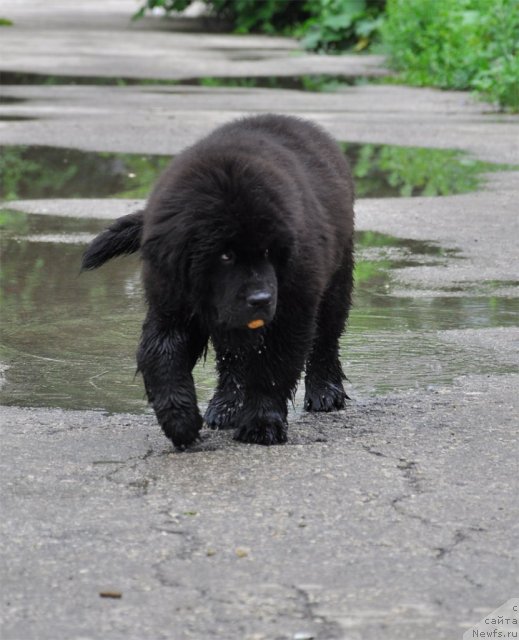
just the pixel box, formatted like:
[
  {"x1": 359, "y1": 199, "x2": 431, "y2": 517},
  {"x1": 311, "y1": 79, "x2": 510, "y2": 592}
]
[
  {"x1": 304, "y1": 380, "x2": 347, "y2": 412},
  {"x1": 233, "y1": 411, "x2": 288, "y2": 446},
  {"x1": 204, "y1": 394, "x2": 241, "y2": 430},
  {"x1": 157, "y1": 408, "x2": 203, "y2": 449}
]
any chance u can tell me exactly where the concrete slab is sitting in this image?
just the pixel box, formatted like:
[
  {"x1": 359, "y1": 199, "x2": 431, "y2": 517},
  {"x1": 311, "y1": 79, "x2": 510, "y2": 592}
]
[
  {"x1": 0, "y1": 0, "x2": 387, "y2": 79},
  {"x1": 3, "y1": 199, "x2": 143, "y2": 220},
  {"x1": 2, "y1": 84, "x2": 518, "y2": 164},
  {"x1": 1, "y1": 372, "x2": 517, "y2": 640}
]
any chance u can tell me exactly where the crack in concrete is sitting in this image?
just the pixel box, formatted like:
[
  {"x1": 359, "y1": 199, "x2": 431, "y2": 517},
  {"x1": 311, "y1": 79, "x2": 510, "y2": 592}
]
[
  {"x1": 97, "y1": 445, "x2": 162, "y2": 494},
  {"x1": 389, "y1": 456, "x2": 435, "y2": 528},
  {"x1": 357, "y1": 438, "x2": 438, "y2": 532},
  {"x1": 440, "y1": 561, "x2": 484, "y2": 589},
  {"x1": 433, "y1": 529, "x2": 468, "y2": 559},
  {"x1": 360, "y1": 443, "x2": 388, "y2": 458},
  {"x1": 292, "y1": 585, "x2": 344, "y2": 640},
  {"x1": 390, "y1": 494, "x2": 432, "y2": 527},
  {"x1": 433, "y1": 526, "x2": 485, "y2": 562},
  {"x1": 127, "y1": 476, "x2": 156, "y2": 495}
]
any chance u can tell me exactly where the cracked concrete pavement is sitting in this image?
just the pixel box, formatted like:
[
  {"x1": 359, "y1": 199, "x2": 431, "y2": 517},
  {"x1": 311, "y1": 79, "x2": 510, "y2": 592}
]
[
  {"x1": 1, "y1": 2, "x2": 518, "y2": 639},
  {"x1": 2, "y1": 374, "x2": 517, "y2": 639}
]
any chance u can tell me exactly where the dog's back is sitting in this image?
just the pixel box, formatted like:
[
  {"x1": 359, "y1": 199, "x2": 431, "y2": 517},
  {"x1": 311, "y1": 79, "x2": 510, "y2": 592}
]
[
  {"x1": 83, "y1": 114, "x2": 354, "y2": 275},
  {"x1": 203, "y1": 114, "x2": 354, "y2": 222}
]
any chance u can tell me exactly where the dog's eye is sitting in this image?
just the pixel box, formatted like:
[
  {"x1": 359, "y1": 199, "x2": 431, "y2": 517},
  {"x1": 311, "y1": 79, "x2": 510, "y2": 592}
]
[{"x1": 220, "y1": 251, "x2": 235, "y2": 263}]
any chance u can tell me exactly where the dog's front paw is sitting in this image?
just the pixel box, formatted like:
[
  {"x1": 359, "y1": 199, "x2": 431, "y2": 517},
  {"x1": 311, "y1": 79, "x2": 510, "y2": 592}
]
[
  {"x1": 204, "y1": 392, "x2": 241, "y2": 430},
  {"x1": 156, "y1": 407, "x2": 203, "y2": 449},
  {"x1": 304, "y1": 380, "x2": 347, "y2": 412},
  {"x1": 233, "y1": 410, "x2": 288, "y2": 445}
]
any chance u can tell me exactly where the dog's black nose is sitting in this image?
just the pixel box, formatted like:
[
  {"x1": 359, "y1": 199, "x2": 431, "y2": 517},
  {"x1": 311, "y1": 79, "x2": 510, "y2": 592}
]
[{"x1": 247, "y1": 291, "x2": 272, "y2": 308}]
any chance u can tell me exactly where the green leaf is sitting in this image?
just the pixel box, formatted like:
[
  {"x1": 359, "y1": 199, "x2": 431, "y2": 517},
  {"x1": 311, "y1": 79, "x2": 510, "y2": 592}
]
[{"x1": 322, "y1": 13, "x2": 354, "y2": 30}]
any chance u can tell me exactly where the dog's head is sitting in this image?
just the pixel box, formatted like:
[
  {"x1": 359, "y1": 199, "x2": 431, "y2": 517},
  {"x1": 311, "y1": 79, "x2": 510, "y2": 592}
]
[
  {"x1": 142, "y1": 154, "x2": 298, "y2": 332},
  {"x1": 207, "y1": 245, "x2": 278, "y2": 330}
]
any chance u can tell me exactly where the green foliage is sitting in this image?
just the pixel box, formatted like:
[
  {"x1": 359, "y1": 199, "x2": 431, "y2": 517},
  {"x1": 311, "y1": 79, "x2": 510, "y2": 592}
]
[
  {"x1": 382, "y1": 0, "x2": 519, "y2": 110},
  {"x1": 134, "y1": 0, "x2": 385, "y2": 51},
  {"x1": 472, "y1": 54, "x2": 519, "y2": 110},
  {"x1": 342, "y1": 143, "x2": 501, "y2": 197},
  {"x1": 134, "y1": 0, "x2": 310, "y2": 33},
  {"x1": 216, "y1": 0, "x2": 308, "y2": 34},
  {"x1": 0, "y1": 17, "x2": 13, "y2": 26},
  {"x1": 298, "y1": 0, "x2": 385, "y2": 52}
]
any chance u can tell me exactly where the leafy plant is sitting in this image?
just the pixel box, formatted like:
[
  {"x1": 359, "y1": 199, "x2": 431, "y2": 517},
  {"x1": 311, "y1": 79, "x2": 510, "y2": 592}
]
[
  {"x1": 134, "y1": 0, "x2": 311, "y2": 33},
  {"x1": 134, "y1": 0, "x2": 386, "y2": 51},
  {"x1": 298, "y1": 0, "x2": 385, "y2": 52},
  {"x1": 381, "y1": 0, "x2": 519, "y2": 110}
]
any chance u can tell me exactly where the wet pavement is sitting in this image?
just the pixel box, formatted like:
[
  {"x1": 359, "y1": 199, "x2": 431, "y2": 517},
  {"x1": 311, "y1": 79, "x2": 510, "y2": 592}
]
[
  {"x1": 2, "y1": 82, "x2": 518, "y2": 162},
  {"x1": 0, "y1": 70, "x2": 383, "y2": 89},
  {"x1": 0, "y1": 2, "x2": 518, "y2": 640},
  {"x1": 1, "y1": 212, "x2": 517, "y2": 414},
  {"x1": 1, "y1": 142, "x2": 502, "y2": 201}
]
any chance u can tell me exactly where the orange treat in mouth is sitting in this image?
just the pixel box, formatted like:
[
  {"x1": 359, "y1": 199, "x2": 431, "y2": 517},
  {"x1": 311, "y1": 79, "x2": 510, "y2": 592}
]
[{"x1": 247, "y1": 319, "x2": 265, "y2": 330}]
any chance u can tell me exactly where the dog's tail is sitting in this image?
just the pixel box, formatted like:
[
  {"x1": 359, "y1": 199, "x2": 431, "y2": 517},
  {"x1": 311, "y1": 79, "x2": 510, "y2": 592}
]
[{"x1": 81, "y1": 210, "x2": 144, "y2": 271}]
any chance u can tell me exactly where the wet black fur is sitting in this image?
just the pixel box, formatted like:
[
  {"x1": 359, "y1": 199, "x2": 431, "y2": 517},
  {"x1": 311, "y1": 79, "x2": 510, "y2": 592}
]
[
  {"x1": 82, "y1": 114, "x2": 355, "y2": 448},
  {"x1": 81, "y1": 210, "x2": 143, "y2": 271}
]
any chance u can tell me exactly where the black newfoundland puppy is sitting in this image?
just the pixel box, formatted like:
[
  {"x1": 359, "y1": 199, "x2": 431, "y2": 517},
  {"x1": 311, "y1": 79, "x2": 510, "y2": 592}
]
[{"x1": 82, "y1": 114, "x2": 354, "y2": 447}]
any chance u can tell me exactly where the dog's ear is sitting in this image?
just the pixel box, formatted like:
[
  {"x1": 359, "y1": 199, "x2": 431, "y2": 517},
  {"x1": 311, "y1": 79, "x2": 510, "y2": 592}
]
[
  {"x1": 81, "y1": 210, "x2": 144, "y2": 271},
  {"x1": 141, "y1": 218, "x2": 193, "y2": 286}
]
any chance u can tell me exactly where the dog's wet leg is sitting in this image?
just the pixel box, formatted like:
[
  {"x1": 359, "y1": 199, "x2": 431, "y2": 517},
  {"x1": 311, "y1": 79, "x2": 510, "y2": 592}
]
[
  {"x1": 304, "y1": 249, "x2": 353, "y2": 412},
  {"x1": 233, "y1": 307, "x2": 316, "y2": 445},
  {"x1": 137, "y1": 312, "x2": 208, "y2": 448},
  {"x1": 204, "y1": 346, "x2": 246, "y2": 430}
]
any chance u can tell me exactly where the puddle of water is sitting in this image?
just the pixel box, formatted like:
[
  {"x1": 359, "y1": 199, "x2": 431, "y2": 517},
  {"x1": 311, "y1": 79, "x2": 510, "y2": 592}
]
[
  {"x1": 0, "y1": 71, "x2": 156, "y2": 86},
  {"x1": 182, "y1": 75, "x2": 367, "y2": 91},
  {"x1": 0, "y1": 116, "x2": 35, "y2": 122},
  {"x1": 1, "y1": 211, "x2": 517, "y2": 413},
  {"x1": 0, "y1": 212, "x2": 146, "y2": 412},
  {"x1": 340, "y1": 143, "x2": 510, "y2": 198},
  {"x1": 0, "y1": 146, "x2": 171, "y2": 201},
  {"x1": 0, "y1": 71, "x2": 380, "y2": 91},
  {"x1": 1, "y1": 143, "x2": 508, "y2": 202},
  {"x1": 0, "y1": 96, "x2": 26, "y2": 105},
  {"x1": 343, "y1": 231, "x2": 518, "y2": 394}
]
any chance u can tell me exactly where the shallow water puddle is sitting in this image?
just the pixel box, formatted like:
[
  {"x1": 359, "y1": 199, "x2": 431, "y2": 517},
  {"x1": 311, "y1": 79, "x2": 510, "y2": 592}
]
[
  {"x1": 0, "y1": 96, "x2": 27, "y2": 105},
  {"x1": 0, "y1": 143, "x2": 502, "y2": 201},
  {"x1": 1, "y1": 211, "x2": 517, "y2": 413},
  {"x1": 0, "y1": 116, "x2": 35, "y2": 122},
  {"x1": 179, "y1": 75, "x2": 373, "y2": 91},
  {"x1": 0, "y1": 71, "x2": 378, "y2": 90},
  {"x1": 0, "y1": 146, "x2": 171, "y2": 201}
]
